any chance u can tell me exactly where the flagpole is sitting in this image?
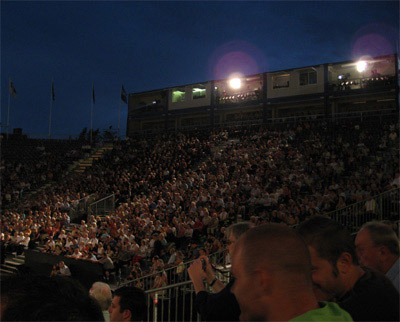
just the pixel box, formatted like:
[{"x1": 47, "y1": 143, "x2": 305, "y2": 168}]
[
  {"x1": 49, "y1": 78, "x2": 53, "y2": 139},
  {"x1": 7, "y1": 83, "x2": 11, "y2": 139},
  {"x1": 118, "y1": 99, "x2": 121, "y2": 139},
  {"x1": 90, "y1": 83, "x2": 93, "y2": 145}
]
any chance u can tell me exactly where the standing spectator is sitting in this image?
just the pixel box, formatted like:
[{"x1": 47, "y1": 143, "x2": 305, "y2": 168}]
[
  {"x1": 298, "y1": 216, "x2": 399, "y2": 322},
  {"x1": 108, "y1": 286, "x2": 146, "y2": 322},
  {"x1": 230, "y1": 224, "x2": 353, "y2": 322}
]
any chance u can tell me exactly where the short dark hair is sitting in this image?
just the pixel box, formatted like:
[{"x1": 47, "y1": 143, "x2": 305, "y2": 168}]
[
  {"x1": 361, "y1": 221, "x2": 400, "y2": 256},
  {"x1": 237, "y1": 223, "x2": 313, "y2": 286},
  {"x1": 297, "y1": 216, "x2": 359, "y2": 267},
  {"x1": 1, "y1": 275, "x2": 103, "y2": 321},
  {"x1": 225, "y1": 221, "x2": 254, "y2": 240},
  {"x1": 114, "y1": 286, "x2": 146, "y2": 321}
]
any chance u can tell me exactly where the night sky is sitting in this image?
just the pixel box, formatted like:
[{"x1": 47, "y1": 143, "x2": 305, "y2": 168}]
[{"x1": 2, "y1": 1, "x2": 398, "y2": 138}]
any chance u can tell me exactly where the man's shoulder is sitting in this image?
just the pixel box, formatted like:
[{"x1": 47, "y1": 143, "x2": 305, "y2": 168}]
[
  {"x1": 353, "y1": 268, "x2": 397, "y2": 295},
  {"x1": 339, "y1": 269, "x2": 399, "y2": 321}
]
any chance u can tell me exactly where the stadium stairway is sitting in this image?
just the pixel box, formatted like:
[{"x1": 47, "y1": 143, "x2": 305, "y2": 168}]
[
  {"x1": 0, "y1": 243, "x2": 47, "y2": 281},
  {"x1": 73, "y1": 143, "x2": 114, "y2": 174},
  {"x1": 0, "y1": 252, "x2": 26, "y2": 281}
]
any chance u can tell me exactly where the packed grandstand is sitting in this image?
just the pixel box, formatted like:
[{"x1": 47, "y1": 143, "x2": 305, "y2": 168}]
[{"x1": 1, "y1": 117, "x2": 398, "y2": 272}]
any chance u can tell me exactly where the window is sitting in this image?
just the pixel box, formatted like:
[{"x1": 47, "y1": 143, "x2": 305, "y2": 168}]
[
  {"x1": 172, "y1": 89, "x2": 186, "y2": 103},
  {"x1": 192, "y1": 85, "x2": 206, "y2": 99},
  {"x1": 299, "y1": 71, "x2": 317, "y2": 86},
  {"x1": 272, "y1": 74, "x2": 290, "y2": 89}
]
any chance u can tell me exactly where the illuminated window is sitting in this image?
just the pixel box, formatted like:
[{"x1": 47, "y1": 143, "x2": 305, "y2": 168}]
[
  {"x1": 192, "y1": 85, "x2": 206, "y2": 99},
  {"x1": 300, "y1": 71, "x2": 317, "y2": 86},
  {"x1": 272, "y1": 74, "x2": 290, "y2": 89},
  {"x1": 172, "y1": 89, "x2": 186, "y2": 103}
]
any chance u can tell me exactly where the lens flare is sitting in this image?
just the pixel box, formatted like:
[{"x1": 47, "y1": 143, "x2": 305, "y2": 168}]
[
  {"x1": 229, "y1": 78, "x2": 241, "y2": 89},
  {"x1": 356, "y1": 61, "x2": 367, "y2": 73}
]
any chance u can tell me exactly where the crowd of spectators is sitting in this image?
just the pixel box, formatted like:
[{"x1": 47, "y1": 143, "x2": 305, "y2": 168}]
[
  {"x1": 1, "y1": 138, "x2": 88, "y2": 207},
  {"x1": 1, "y1": 117, "x2": 399, "y2": 289}
]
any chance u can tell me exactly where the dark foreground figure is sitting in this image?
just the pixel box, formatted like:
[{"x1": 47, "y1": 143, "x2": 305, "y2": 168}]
[{"x1": 1, "y1": 275, "x2": 104, "y2": 321}]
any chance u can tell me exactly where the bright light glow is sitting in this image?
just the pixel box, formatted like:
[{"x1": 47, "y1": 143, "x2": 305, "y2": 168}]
[
  {"x1": 229, "y1": 78, "x2": 241, "y2": 89},
  {"x1": 356, "y1": 61, "x2": 367, "y2": 73}
]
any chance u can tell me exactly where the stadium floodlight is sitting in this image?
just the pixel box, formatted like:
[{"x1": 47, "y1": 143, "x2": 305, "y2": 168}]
[
  {"x1": 356, "y1": 61, "x2": 367, "y2": 73},
  {"x1": 229, "y1": 78, "x2": 241, "y2": 89}
]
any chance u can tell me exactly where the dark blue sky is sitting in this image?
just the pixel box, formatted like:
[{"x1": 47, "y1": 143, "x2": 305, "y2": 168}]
[{"x1": 2, "y1": 1, "x2": 398, "y2": 138}]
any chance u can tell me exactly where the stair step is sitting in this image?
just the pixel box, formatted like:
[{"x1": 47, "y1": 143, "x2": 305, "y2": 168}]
[
  {"x1": 7, "y1": 258, "x2": 24, "y2": 265},
  {"x1": 8, "y1": 258, "x2": 25, "y2": 265},
  {"x1": 1, "y1": 264, "x2": 18, "y2": 271},
  {"x1": 0, "y1": 268, "x2": 15, "y2": 275}
]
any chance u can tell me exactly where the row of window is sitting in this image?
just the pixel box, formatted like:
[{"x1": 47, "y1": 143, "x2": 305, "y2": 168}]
[
  {"x1": 272, "y1": 71, "x2": 317, "y2": 89},
  {"x1": 172, "y1": 71, "x2": 318, "y2": 103},
  {"x1": 172, "y1": 86, "x2": 206, "y2": 103}
]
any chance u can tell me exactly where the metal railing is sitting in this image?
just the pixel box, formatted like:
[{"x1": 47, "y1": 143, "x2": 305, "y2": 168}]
[
  {"x1": 140, "y1": 265, "x2": 231, "y2": 322},
  {"x1": 120, "y1": 249, "x2": 228, "y2": 290},
  {"x1": 143, "y1": 280, "x2": 200, "y2": 322},
  {"x1": 68, "y1": 193, "x2": 97, "y2": 222},
  {"x1": 88, "y1": 193, "x2": 115, "y2": 216},
  {"x1": 326, "y1": 188, "x2": 399, "y2": 232}
]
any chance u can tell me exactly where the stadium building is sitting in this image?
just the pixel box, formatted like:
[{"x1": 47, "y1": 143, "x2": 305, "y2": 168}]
[{"x1": 127, "y1": 54, "x2": 398, "y2": 135}]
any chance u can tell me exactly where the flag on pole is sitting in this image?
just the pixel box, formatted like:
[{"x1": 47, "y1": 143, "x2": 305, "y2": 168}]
[
  {"x1": 121, "y1": 84, "x2": 127, "y2": 104},
  {"x1": 92, "y1": 84, "x2": 95, "y2": 104},
  {"x1": 51, "y1": 80, "x2": 55, "y2": 101},
  {"x1": 9, "y1": 78, "x2": 18, "y2": 99}
]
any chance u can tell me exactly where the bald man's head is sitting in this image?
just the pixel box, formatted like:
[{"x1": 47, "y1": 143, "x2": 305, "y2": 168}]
[
  {"x1": 235, "y1": 223, "x2": 313, "y2": 286},
  {"x1": 230, "y1": 224, "x2": 316, "y2": 321}
]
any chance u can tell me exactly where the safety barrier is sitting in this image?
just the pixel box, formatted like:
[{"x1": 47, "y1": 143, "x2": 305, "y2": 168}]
[
  {"x1": 326, "y1": 188, "x2": 399, "y2": 232},
  {"x1": 120, "y1": 249, "x2": 228, "y2": 290},
  {"x1": 143, "y1": 280, "x2": 199, "y2": 322},
  {"x1": 88, "y1": 193, "x2": 115, "y2": 216},
  {"x1": 141, "y1": 266, "x2": 231, "y2": 322},
  {"x1": 68, "y1": 193, "x2": 97, "y2": 222}
]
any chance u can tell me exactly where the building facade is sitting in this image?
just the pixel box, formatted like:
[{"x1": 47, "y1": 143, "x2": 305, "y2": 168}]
[{"x1": 127, "y1": 54, "x2": 398, "y2": 136}]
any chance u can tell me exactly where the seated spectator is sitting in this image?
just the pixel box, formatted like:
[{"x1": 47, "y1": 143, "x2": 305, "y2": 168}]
[
  {"x1": 355, "y1": 221, "x2": 399, "y2": 291},
  {"x1": 90, "y1": 281, "x2": 112, "y2": 322},
  {"x1": 298, "y1": 216, "x2": 399, "y2": 321},
  {"x1": 151, "y1": 269, "x2": 168, "y2": 299},
  {"x1": 174, "y1": 251, "x2": 185, "y2": 283},
  {"x1": 231, "y1": 223, "x2": 353, "y2": 322},
  {"x1": 16, "y1": 231, "x2": 30, "y2": 255},
  {"x1": 108, "y1": 286, "x2": 146, "y2": 322},
  {"x1": 128, "y1": 271, "x2": 143, "y2": 289},
  {"x1": 50, "y1": 264, "x2": 60, "y2": 277},
  {"x1": 165, "y1": 247, "x2": 177, "y2": 267},
  {"x1": 99, "y1": 254, "x2": 115, "y2": 282},
  {"x1": 1, "y1": 275, "x2": 104, "y2": 321},
  {"x1": 59, "y1": 261, "x2": 72, "y2": 277}
]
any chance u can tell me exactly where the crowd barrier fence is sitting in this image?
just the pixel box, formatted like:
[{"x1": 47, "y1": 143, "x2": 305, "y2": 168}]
[
  {"x1": 88, "y1": 193, "x2": 115, "y2": 216},
  {"x1": 326, "y1": 187, "x2": 399, "y2": 233},
  {"x1": 120, "y1": 249, "x2": 228, "y2": 290}
]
